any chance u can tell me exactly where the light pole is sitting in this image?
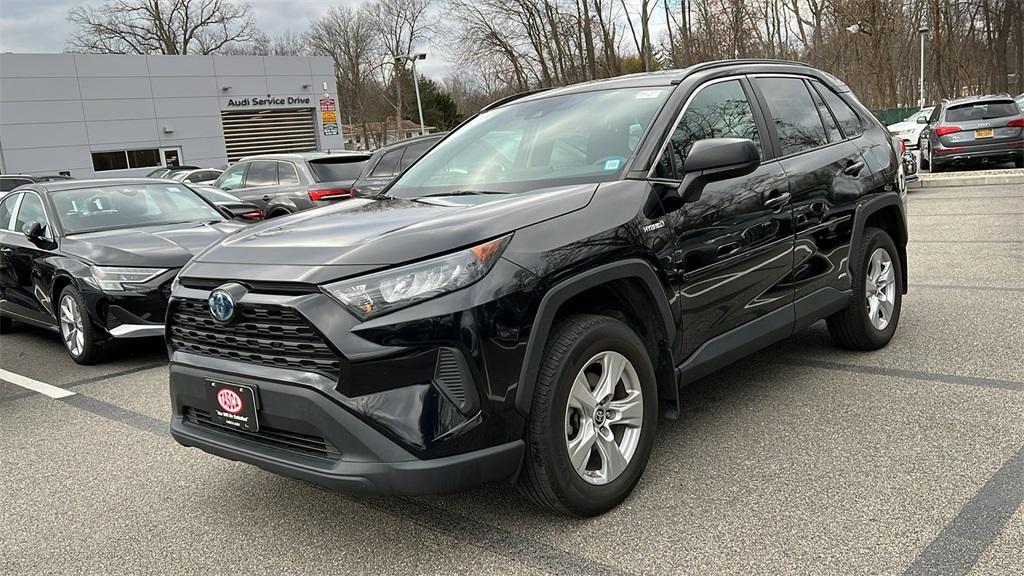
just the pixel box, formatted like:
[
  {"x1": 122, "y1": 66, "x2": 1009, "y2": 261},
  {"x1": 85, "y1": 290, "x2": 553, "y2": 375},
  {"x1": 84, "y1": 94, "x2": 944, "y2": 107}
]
[
  {"x1": 396, "y1": 53, "x2": 428, "y2": 137},
  {"x1": 918, "y1": 26, "x2": 929, "y2": 109}
]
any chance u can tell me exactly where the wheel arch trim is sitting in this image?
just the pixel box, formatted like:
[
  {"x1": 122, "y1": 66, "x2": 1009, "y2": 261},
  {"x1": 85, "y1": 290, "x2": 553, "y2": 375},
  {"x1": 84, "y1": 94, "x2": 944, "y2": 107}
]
[
  {"x1": 513, "y1": 259, "x2": 676, "y2": 416},
  {"x1": 850, "y1": 192, "x2": 908, "y2": 293}
]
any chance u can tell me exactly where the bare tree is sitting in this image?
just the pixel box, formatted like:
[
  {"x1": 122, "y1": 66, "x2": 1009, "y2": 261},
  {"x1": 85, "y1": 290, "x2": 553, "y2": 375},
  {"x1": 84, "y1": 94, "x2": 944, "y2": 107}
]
[{"x1": 66, "y1": 0, "x2": 262, "y2": 55}]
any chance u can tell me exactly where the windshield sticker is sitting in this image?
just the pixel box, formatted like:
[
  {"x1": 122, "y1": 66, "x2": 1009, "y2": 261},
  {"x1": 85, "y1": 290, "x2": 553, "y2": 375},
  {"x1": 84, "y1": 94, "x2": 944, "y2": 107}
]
[
  {"x1": 603, "y1": 159, "x2": 621, "y2": 170},
  {"x1": 635, "y1": 90, "x2": 663, "y2": 99}
]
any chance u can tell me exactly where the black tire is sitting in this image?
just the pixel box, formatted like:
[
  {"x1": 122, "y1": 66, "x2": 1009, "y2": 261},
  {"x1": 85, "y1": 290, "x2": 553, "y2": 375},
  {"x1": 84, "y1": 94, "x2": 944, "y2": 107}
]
[
  {"x1": 930, "y1": 160, "x2": 944, "y2": 173},
  {"x1": 57, "y1": 285, "x2": 104, "y2": 364},
  {"x1": 0, "y1": 315, "x2": 13, "y2": 333},
  {"x1": 518, "y1": 314, "x2": 658, "y2": 516},
  {"x1": 827, "y1": 227, "x2": 903, "y2": 350},
  {"x1": 1014, "y1": 155, "x2": 1023, "y2": 169},
  {"x1": 919, "y1": 147, "x2": 930, "y2": 170}
]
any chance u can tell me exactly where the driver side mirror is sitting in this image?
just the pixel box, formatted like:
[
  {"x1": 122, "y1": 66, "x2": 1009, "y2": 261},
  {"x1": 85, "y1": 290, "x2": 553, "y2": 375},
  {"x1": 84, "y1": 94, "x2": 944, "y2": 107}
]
[
  {"x1": 916, "y1": 116, "x2": 927, "y2": 124},
  {"x1": 677, "y1": 138, "x2": 760, "y2": 204},
  {"x1": 22, "y1": 220, "x2": 44, "y2": 240}
]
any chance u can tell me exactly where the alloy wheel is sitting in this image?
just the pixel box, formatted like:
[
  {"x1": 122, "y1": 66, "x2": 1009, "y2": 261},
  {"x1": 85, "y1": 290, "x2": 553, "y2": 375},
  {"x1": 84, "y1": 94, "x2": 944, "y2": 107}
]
[
  {"x1": 564, "y1": 350, "x2": 644, "y2": 486},
  {"x1": 59, "y1": 294, "x2": 85, "y2": 357},
  {"x1": 865, "y1": 247, "x2": 896, "y2": 331}
]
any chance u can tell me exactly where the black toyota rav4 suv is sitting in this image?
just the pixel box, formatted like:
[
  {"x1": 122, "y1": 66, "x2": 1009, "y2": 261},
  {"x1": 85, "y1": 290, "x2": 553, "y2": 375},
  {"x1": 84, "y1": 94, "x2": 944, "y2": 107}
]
[{"x1": 168, "y1": 60, "x2": 908, "y2": 516}]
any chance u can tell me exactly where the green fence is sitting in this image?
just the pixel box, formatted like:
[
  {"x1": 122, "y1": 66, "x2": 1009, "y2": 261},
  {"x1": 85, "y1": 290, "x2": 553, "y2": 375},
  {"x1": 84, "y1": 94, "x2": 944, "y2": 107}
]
[{"x1": 871, "y1": 107, "x2": 923, "y2": 126}]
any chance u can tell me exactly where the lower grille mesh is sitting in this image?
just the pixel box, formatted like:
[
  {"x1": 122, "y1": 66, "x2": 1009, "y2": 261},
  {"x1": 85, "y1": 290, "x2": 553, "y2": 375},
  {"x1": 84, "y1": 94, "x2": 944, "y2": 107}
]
[{"x1": 183, "y1": 407, "x2": 341, "y2": 461}]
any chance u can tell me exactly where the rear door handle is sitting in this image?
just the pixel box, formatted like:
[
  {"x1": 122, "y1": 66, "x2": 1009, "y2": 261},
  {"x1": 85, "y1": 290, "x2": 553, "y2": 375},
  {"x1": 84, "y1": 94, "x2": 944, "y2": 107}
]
[
  {"x1": 764, "y1": 192, "x2": 791, "y2": 212},
  {"x1": 843, "y1": 160, "x2": 866, "y2": 176}
]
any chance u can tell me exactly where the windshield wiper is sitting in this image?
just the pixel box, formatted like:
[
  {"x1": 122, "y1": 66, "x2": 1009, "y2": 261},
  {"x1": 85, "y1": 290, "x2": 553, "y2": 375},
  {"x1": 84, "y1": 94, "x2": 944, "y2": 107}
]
[{"x1": 416, "y1": 190, "x2": 512, "y2": 199}]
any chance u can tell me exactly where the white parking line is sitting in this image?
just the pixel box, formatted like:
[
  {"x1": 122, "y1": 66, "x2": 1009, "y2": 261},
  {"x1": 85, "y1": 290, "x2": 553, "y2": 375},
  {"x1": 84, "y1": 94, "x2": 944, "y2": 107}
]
[{"x1": 0, "y1": 369, "x2": 76, "y2": 399}]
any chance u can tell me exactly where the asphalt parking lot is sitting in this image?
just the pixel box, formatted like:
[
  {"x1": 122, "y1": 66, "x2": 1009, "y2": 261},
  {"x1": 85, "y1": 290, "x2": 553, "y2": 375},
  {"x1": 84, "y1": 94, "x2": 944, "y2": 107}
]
[{"x1": 1, "y1": 183, "x2": 1022, "y2": 575}]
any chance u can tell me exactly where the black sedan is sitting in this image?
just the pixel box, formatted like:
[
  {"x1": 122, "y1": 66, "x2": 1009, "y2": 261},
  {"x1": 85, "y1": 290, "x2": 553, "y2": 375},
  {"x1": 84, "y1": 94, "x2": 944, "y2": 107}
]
[{"x1": 0, "y1": 179, "x2": 245, "y2": 363}]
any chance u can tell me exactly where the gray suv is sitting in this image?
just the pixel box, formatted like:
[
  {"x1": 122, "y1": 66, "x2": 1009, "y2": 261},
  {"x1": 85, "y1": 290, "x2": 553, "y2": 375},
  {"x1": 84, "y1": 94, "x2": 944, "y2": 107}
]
[
  {"x1": 919, "y1": 95, "x2": 1024, "y2": 172},
  {"x1": 213, "y1": 152, "x2": 371, "y2": 217}
]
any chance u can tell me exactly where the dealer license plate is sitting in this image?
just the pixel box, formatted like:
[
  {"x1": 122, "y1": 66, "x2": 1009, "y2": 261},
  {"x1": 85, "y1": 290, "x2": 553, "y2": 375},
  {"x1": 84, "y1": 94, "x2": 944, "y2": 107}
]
[{"x1": 207, "y1": 381, "x2": 259, "y2": 432}]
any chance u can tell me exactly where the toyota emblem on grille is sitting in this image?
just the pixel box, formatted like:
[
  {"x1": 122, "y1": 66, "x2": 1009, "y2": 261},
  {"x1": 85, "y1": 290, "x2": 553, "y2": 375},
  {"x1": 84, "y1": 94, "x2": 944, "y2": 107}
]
[{"x1": 208, "y1": 289, "x2": 235, "y2": 323}]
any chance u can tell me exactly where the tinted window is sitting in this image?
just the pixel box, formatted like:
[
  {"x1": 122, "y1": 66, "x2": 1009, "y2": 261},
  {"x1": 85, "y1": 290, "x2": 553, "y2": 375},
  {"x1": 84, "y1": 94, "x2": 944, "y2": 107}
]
[
  {"x1": 278, "y1": 163, "x2": 300, "y2": 185},
  {"x1": 656, "y1": 79, "x2": 761, "y2": 179},
  {"x1": 15, "y1": 193, "x2": 47, "y2": 234},
  {"x1": 244, "y1": 161, "x2": 277, "y2": 187},
  {"x1": 1, "y1": 177, "x2": 32, "y2": 192},
  {"x1": 813, "y1": 81, "x2": 864, "y2": 137},
  {"x1": 50, "y1": 184, "x2": 221, "y2": 234},
  {"x1": 127, "y1": 149, "x2": 160, "y2": 168},
  {"x1": 945, "y1": 101, "x2": 1020, "y2": 122},
  {"x1": 399, "y1": 140, "x2": 436, "y2": 170},
  {"x1": 809, "y1": 84, "x2": 842, "y2": 142},
  {"x1": 217, "y1": 163, "x2": 246, "y2": 191},
  {"x1": 370, "y1": 150, "x2": 403, "y2": 178},
  {"x1": 0, "y1": 193, "x2": 20, "y2": 229},
  {"x1": 758, "y1": 77, "x2": 829, "y2": 155}
]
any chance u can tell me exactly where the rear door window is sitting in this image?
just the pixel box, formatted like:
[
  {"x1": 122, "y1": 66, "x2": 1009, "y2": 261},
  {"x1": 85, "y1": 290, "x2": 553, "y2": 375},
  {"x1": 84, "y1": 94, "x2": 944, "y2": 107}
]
[
  {"x1": 370, "y1": 149, "x2": 403, "y2": 178},
  {"x1": 808, "y1": 83, "x2": 842, "y2": 142},
  {"x1": 244, "y1": 161, "x2": 278, "y2": 188},
  {"x1": 757, "y1": 77, "x2": 828, "y2": 156},
  {"x1": 811, "y1": 81, "x2": 864, "y2": 138},
  {"x1": 399, "y1": 141, "x2": 436, "y2": 170},
  {"x1": 0, "y1": 193, "x2": 21, "y2": 229}
]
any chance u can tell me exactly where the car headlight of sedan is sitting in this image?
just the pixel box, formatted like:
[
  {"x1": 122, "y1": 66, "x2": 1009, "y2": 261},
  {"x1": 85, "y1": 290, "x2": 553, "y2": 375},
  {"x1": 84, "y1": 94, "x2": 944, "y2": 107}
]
[
  {"x1": 85, "y1": 266, "x2": 168, "y2": 291},
  {"x1": 321, "y1": 235, "x2": 511, "y2": 319}
]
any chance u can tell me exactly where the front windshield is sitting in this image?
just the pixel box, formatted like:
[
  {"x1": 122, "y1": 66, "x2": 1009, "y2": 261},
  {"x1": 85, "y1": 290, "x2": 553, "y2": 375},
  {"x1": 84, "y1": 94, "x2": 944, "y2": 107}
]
[
  {"x1": 51, "y1": 183, "x2": 223, "y2": 234},
  {"x1": 387, "y1": 87, "x2": 671, "y2": 198}
]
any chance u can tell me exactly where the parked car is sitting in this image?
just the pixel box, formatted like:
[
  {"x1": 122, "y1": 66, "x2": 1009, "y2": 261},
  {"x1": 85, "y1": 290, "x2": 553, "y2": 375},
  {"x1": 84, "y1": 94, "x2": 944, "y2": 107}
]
[
  {"x1": 1016, "y1": 93, "x2": 1024, "y2": 110},
  {"x1": 168, "y1": 60, "x2": 907, "y2": 516},
  {"x1": 1, "y1": 174, "x2": 73, "y2": 193},
  {"x1": 886, "y1": 106, "x2": 933, "y2": 149},
  {"x1": 351, "y1": 133, "x2": 445, "y2": 197},
  {"x1": 146, "y1": 165, "x2": 200, "y2": 179},
  {"x1": 0, "y1": 179, "x2": 245, "y2": 363},
  {"x1": 919, "y1": 95, "x2": 1024, "y2": 172},
  {"x1": 189, "y1": 185, "x2": 264, "y2": 222},
  {"x1": 168, "y1": 168, "x2": 223, "y2": 185},
  {"x1": 212, "y1": 152, "x2": 371, "y2": 217}
]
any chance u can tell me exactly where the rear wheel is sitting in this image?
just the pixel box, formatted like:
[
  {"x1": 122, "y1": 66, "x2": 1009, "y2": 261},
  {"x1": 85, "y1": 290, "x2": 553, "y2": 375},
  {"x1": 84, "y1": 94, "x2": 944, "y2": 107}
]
[
  {"x1": 1015, "y1": 155, "x2": 1023, "y2": 169},
  {"x1": 828, "y1": 227, "x2": 903, "y2": 350},
  {"x1": 0, "y1": 315, "x2": 12, "y2": 333},
  {"x1": 58, "y1": 285, "x2": 103, "y2": 364},
  {"x1": 519, "y1": 314, "x2": 657, "y2": 516}
]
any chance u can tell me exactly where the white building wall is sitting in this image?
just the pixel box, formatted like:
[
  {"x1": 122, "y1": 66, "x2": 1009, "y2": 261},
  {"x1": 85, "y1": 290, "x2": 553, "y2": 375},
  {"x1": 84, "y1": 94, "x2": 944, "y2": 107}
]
[{"x1": 0, "y1": 53, "x2": 342, "y2": 178}]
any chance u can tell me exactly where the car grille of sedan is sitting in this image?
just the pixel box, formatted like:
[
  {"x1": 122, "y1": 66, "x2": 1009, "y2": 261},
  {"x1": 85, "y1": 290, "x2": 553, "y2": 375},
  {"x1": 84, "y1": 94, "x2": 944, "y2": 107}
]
[
  {"x1": 183, "y1": 407, "x2": 341, "y2": 461},
  {"x1": 168, "y1": 298, "x2": 342, "y2": 379}
]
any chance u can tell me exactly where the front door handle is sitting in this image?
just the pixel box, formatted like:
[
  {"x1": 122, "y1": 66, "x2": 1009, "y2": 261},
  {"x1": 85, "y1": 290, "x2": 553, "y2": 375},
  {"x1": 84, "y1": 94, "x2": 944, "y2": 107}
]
[
  {"x1": 764, "y1": 192, "x2": 791, "y2": 212},
  {"x1": 843, "y1": 160, "x2": 866, "y2": 176}
]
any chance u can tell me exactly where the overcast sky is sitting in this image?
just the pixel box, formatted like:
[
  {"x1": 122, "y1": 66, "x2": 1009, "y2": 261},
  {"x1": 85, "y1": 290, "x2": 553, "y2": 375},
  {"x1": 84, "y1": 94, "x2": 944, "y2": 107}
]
[{"x1": 0, "y1": 0, "x2": 453, "y2": 78}]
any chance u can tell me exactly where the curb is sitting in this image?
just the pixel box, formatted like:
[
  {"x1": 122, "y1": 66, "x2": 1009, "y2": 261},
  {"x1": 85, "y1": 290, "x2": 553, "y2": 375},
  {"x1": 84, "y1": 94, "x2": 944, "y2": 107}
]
[{"x1": 908, "y1": 173, "x2": 1024, "y2": 189}]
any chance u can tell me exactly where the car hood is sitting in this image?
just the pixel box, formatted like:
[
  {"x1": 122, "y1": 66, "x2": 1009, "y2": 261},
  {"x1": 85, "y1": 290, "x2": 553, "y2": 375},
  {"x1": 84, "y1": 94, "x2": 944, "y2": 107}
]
[
  {"x1": 61, "y1": 221, "x2": 246, "y2": 268},
  {"x1": 887, "y1": 121, "x2": 919, "y2": 132},
  {"x1": 195, "y1": 183, "x2": 598, "y2": 267}
]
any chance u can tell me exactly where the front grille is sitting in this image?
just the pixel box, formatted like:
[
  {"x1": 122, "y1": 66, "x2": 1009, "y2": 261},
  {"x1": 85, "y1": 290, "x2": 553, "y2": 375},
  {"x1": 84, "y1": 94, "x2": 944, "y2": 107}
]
[
  {"x1": 168, "y1": 298, "x2": 342, "y2": 379},
  {"x1": 183, "y1": 407, "x2": 341, "y2": 461}
]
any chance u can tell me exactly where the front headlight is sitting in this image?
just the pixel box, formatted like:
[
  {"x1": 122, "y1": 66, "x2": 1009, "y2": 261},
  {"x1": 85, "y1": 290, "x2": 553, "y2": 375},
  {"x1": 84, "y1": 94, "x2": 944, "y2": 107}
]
[
  {"x1": 321, "y1": 235, "x2": 511, "y2": 319},
  {"x1": 85, "y1": 266, "x2": 167, "y2": 291}
]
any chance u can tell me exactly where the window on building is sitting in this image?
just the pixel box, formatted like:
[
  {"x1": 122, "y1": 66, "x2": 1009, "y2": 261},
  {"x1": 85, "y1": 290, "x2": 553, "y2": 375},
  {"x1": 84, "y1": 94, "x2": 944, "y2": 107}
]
[
  {"x1": 91, "y1": 148, "x2": 162, "y2": 172},
  {"x1": 757, "y1": 77, "x2": 828, "y2": 156}
]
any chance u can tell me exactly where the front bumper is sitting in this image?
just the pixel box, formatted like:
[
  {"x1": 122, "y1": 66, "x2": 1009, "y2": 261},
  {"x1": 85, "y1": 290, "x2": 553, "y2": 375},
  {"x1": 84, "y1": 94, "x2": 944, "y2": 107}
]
[
  {"x1": 80, "y1": 270, "x2": 175, "y2": 339},
  {"x1": 170, "y1": 365, "x2": 523, "y2": 494}
]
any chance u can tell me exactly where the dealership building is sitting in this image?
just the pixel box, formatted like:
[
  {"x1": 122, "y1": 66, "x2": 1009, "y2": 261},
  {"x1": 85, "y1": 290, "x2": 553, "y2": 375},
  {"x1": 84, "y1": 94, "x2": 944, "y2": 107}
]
[{"x1": 0, "y1": 53, "x2": 344, "y2": 178}]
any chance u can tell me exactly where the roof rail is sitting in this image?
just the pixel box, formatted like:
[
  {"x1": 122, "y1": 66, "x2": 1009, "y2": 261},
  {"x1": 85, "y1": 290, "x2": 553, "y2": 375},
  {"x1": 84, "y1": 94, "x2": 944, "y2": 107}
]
[
  {"x1": 688, "y1": 58, "x2": 812, "y2": 74},
  {"x1": 480, "y1": 88, "x2": 551, "y2": 112}
]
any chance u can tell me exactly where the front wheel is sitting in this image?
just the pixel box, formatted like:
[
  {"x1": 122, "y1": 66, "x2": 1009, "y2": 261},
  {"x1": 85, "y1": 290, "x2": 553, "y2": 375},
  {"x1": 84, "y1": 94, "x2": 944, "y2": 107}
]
[
  {"x1": 58, "y1": 285, "x2": 103, "y2": 364},
  {"x1": 518, "y1": 314, "x2": 657, "y2": 516},
  {"x1": 828, "y1": 227, "x2": 903, "y2": 350}
]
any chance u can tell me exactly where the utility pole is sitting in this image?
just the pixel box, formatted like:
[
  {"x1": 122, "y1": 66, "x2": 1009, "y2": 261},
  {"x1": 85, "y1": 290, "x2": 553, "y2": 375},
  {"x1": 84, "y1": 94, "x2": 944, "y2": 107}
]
[
  {"x1": 397, "y1": 53, "x2": 428, "y2": 137},
  {"x1": 919, "y1": 26, "x2": 929, "y2": 108}
]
